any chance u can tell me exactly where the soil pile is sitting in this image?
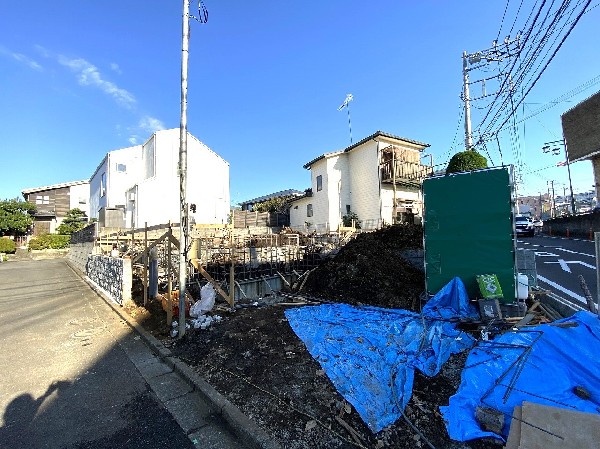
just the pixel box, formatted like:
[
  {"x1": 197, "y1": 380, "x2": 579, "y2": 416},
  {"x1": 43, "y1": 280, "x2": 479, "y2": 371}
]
[{"x1": 302, "y1": 223, "x2": 425, "y2": 310}]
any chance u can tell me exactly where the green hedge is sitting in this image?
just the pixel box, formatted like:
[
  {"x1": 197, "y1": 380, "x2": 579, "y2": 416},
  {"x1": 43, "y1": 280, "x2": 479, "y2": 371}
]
[
  {"x1": 0, "y1": 238, "x2": 17, "y2": 254},
  {"x1": 28, "y1": 234, "x2": 70, "y2": 250}
]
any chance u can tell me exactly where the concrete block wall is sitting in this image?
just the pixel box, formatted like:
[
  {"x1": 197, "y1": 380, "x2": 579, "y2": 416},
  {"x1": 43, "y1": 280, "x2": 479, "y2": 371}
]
[
  {"x1": 69, "y1": 242, "x2": 95, "y2": 273},
  {"x1": 86, "y1": 255, "x2": 132, "y2": 305}
]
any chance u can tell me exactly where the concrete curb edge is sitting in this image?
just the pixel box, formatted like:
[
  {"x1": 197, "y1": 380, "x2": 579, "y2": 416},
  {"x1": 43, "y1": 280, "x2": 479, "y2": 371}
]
[{"x1": 66, "y1": 260, "x2": 281, "y2": 449}]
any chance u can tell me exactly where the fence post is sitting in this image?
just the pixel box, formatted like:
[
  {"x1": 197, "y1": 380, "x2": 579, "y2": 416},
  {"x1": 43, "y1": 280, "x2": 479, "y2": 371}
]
[{"x1": 167, "y1": 222, "x2": 173, "y2": 326}]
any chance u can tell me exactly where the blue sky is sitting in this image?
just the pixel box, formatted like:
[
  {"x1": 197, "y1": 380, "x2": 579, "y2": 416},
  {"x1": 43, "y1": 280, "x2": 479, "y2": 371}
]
[{"x1": 1, "y1": 1, "x2": 599, "y2": 206}]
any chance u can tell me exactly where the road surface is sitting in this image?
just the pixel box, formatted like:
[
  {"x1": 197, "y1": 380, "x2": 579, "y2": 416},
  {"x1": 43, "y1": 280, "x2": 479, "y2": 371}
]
[
  {"x1": 0, "y1": 259, "x2": 243, "y2": 449},
  {"x1": 517, "y1": 234, "x2": 597, "y2": 310}
]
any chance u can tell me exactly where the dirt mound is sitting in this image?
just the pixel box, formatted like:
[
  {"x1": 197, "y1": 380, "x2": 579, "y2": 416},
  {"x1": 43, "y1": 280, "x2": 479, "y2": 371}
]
[{"x1": 303, "y1": 224, "x2": 425, "y2": 309}]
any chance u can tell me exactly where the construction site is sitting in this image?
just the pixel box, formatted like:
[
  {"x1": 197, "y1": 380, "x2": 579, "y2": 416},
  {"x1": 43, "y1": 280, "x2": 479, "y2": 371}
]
[{"x1": 73, "y1": 177, "x2": 600, "y2": 448}]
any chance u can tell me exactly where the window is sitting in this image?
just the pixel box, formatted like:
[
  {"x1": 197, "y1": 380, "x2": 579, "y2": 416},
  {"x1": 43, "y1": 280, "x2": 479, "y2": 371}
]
[
  {"x1": 307, "y1": 204, "x2": 313, "y2": 217},
  {"x1": 101, "y1": 172, "x2": 106, "y2": 197},
  {"x1": 142, "y1": 136, "x2": 156, "y2": 179},
  {"x1": 316, "y1": 175, "x2": 323, "y2": 192},
  {"x1": 36, "y1": 195, "x2": 50, "y2": 205},
  {"x1": 346, "y1": 204, "x2": 351, "y2": 214},
  {"x1": 116, "y1": 163, "x2": 127, "y2": 173}
]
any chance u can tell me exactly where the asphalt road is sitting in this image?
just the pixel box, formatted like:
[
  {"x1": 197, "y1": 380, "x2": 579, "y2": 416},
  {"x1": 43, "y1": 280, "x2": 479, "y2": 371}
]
[
  {"x1": 0, "y1": 259, "x2": 218, "y2": 449},
  {"x1": 517, "y1": 234, "x2": 597, "y2": 310}
]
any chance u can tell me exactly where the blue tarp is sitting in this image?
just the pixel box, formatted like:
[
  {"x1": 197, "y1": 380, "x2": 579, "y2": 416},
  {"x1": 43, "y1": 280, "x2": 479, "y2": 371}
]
[
  {"x1": 285, "y1": 277, "x2": 477, "y2": 432},
  {"x1": 441, "y1": 311, "x2": 600, "y2": 442}
]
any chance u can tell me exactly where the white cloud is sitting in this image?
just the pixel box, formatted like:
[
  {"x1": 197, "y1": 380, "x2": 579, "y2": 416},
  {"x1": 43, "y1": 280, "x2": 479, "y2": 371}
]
[
  {"x1": 126, "y1": 117, "x2": 166, "y2": 144},
  {"x1": 110, "y1": 62, "x2": 122, "y2": 74},
  {"x1": 58, "y1": 55, "x2": 136, "y2": 108},
  {"x1": 138, "y1": 116, "x2": 166, "y2": 133},
  {"x1": 0, "y1": 45, "x2": 43, "y2": 71}
]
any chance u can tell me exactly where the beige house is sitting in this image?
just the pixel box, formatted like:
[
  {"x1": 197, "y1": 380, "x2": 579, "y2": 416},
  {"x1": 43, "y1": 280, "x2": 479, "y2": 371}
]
[
  {"x1": 290, "y1": 131, "x2": 431, "y2": 232},
  {"x1": 22, "y1": 180, "x2": 90, "y2": 235}
]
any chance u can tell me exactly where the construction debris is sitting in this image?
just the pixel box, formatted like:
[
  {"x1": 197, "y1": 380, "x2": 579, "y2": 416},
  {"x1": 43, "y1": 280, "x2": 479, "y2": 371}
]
[{"x1": 505, "y1": 402, "x2": 600, "y2": 449}]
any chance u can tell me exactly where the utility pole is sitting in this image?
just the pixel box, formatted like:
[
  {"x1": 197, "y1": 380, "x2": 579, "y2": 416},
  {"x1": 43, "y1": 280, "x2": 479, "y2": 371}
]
[
  {"x1": 548, "y1": 180, "x2": 556, "y2": 218},
  {"x1": 178, "y1": 0, "x2": 191, "y2": 338},
  {"x1": 542, "y1": 139, "x2": 576, "y2": 215},
  {"x1": 461, "y1": 36, "x2": 520, "y2": 152},
  {"x1": 177, "y1": 0, "x2": 207, "y2": 338},
  {"x1": 564, "y1": 138, "x2": 576, "y2": 215},
  {"x1": 462, "y1": 51, "x2": 473, "y2": 150}
]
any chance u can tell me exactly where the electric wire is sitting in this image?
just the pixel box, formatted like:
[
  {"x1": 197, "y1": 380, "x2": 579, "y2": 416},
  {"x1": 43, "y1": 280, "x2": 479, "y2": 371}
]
[{"x1": 474, "y1": 0, "x2": 584, "y2": 138}]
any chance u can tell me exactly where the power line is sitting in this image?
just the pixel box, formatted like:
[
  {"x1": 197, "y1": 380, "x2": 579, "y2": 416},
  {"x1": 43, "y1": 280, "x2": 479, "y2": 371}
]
[{"x1": 468, "y1": 0, "x2": 593, "y2": 151}]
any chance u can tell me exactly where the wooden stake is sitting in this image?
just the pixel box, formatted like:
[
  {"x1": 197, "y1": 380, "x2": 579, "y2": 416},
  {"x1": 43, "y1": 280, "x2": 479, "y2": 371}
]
[
  {"x1": 167, "y1": 222, "x2": 173, "y2": 326},
  {"x1": 143, "y1": 222, "x2": 148, "y2": 307}
]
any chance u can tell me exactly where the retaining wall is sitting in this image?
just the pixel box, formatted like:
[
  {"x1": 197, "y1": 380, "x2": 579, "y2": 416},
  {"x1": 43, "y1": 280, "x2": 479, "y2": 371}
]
[
  {"x1": 69, "y1": 242, "x2": 96, "y2": 273},
  {"x1": 544, "y1": 212, "x2": 600, "y2": 239},
  {"x1": 86, "y1": 255, "x2": 132, "y2": 305}
]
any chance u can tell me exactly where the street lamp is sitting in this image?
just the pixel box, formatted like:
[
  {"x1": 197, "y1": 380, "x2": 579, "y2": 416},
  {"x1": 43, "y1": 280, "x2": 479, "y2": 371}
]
[{"x1": 542, "y1": 139, "x2": 576, "y2": 215}]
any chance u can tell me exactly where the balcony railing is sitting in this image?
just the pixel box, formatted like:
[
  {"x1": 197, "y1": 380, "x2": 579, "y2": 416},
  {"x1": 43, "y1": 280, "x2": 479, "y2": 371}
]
[{"x1": 380, "y1": 160, "x2": 433, "y2": 186}]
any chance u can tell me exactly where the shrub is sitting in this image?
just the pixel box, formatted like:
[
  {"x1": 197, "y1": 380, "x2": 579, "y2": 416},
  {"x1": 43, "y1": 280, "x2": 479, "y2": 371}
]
[
  {"x1": 342, "y1": 211, "x2": 361, "y2": 228},
  {"x1": 0, "y1": 238, "x2": 16, "y2": 254},
  {"x1": 28, "y1": 234, "x2": 70, "y2": 250},
  {"x1": 446, "y1": 150, "x2": 488, "y2": 174}
]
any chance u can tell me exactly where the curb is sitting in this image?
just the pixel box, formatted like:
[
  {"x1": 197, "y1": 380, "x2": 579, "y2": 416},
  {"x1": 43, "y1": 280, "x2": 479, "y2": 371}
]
[{"x1": 66, "y1": 260, "x2": 281, "y2": 449}]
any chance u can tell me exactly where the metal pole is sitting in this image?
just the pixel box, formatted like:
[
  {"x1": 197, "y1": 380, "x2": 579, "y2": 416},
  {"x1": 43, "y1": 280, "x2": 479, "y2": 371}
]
[
  {"x1": 595, "y1": 232, "x2": 600, "y2": 318},
  {"x1": 346, "y1": 101, "x2": 352, "y2": 145},
  {"x1": 463, "y1": 51, "x2": 473, "y2": 151},
  {"x1": 564, "y1": 138, "x2": 576, "y2": 215},
  {"x1": 550, "y1": 181, "x2": 556, "y2": 218},
  {"x1": 178, "y1": 0, "x2": 190, "y2": 338}
]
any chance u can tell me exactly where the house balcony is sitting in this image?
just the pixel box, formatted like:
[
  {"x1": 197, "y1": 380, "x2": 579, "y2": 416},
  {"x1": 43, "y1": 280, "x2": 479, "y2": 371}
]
[
  {"x1": 380, "y1": 160, "x2": 433, "y2": 188},
  {"x1": 33, "y1": 206, "x2": 56, "y2": 217}
]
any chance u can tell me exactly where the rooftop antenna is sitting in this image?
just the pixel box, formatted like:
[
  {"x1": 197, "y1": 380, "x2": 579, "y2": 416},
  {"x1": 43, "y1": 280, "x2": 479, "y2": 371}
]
[{"x1": 337, "y1": 93, "x2": 353, "y2": 144}]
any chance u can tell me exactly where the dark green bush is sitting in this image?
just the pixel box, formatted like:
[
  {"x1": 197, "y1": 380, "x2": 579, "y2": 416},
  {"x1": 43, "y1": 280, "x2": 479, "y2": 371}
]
[
  {"x1": 0, "y1": 238, "x2": 17, "y2": 254},
  {"x1": 446, "y1": 150, "x2": 488, "y2": 174},
  {"x1": 28, "y1": 234, "x2": 70, "y2": 250}
]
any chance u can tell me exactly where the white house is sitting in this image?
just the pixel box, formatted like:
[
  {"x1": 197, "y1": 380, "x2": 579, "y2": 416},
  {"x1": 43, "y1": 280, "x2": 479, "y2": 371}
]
[
  {"x1": 90, "y1": 129, "x2": 230, "y2": 228},
  {"x1": 289, "y1": 131, "x2": 430, "y2": 232}
]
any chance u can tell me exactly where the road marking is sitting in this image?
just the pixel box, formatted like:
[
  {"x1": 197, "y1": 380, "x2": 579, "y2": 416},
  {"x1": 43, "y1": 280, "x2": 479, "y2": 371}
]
[
  {"x1": 543, "y1": 259, "x2": 571, "y2": 273},
  {"x1": 559, "y1": 259, "x2": 571, "y2": 273},
  {"x1": 544, "y1": 260, "x2": 595, "y2": 271},
  {"x1": 537, "y1": 275, "x2": 587, "y2": 305},
  {"x1": 534, "y1": 252, "x2": 560, "y2": 257},
  {"x1": 554, "y1": 247, "x2": 594, "y2": 258}
]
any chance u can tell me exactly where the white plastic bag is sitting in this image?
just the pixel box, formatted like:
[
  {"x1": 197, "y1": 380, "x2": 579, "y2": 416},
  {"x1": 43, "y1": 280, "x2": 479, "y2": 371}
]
[{"x1": 190, "y1": 283, "x2": 216, "y2": 317}]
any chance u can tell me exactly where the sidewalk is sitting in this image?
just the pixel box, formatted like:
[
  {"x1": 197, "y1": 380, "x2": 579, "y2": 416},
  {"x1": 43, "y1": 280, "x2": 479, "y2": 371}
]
[{"x1": 0, "y1": 259, "x2": 253, "y2": 449}]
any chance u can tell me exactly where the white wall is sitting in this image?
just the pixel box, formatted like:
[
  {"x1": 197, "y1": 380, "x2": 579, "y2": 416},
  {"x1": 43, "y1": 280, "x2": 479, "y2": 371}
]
[
  {"x1": 289, "y1": 196, "x2": 313, "y2": 231},
  {"x1": 348, "y1": 140, "x2": 381, "y2": 228},
  {"x1": 89, "y1": 158, "x2": 108, "y2": 220},
  {"x1": 106, "y1": 145, "x2": 142, "y2": 208},
  {"x1": 380, "y1": 186, "x2": 421, "y2": 224},
  {"x1": 309, "y1": 159, "x2": 332, "y2": 232},
  {"x1": 133, "y1": 129, "x2": 230, "y2": 227},
  {"x1": 187, "y1": 134, "x2": 230, "y2": 224},
  {"x1": 69, "y1": 183, "x2": 91, "y2": 217}
]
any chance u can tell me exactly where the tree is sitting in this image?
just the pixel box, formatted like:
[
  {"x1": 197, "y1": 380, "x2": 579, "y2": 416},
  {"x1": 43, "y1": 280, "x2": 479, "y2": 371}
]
[
  {"x1": 56, "y1": 208, "x2": 88, "y2": 235},
  {"x1": 252, "y1": 196, "x2": 292, "y2": 213},
  {"x1": 0, "y1": 198, "x2": 35, "y2": 236},
  {"x1": 446, "y1": 150, "x2": 488, "y2": 174}
]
